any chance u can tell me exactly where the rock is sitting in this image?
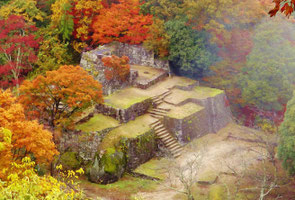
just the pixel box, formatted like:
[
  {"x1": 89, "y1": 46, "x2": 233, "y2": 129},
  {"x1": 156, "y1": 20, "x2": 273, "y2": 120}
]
[{"x1": 89, "y1": 148, "x2": 126, "y2": 184}]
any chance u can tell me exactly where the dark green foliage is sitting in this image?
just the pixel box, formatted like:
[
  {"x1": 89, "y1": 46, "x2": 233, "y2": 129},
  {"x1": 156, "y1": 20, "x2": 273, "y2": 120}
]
[
  {"x1": 165, "y1": 17, "x2": 215, "y2": 78},
  {"x1": 0, "y1": 0, "x2": 11, "y2": 7},
  {"x1": 278, "y1": 92, "x2": 295, "y2": 175},
  {"x1": 239, "y1": 20, "x2": 295, "y2": 111}
]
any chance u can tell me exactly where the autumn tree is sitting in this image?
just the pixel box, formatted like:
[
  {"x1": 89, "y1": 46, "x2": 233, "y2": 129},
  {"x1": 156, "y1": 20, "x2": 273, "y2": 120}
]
[
  {"x1": 269, "y1": 0, "x2": 295, "y2": 17},
  {"x1": 143, "y1": 18, "x2": 170, "y2": 58},
  {"x1": 0, "y1": 0, "x2": 46, "y2": 25},
  {"x1": 71, "y1": 0, "x2": 103, "y2": 52},
  {"x1": 19, "y1": 65, "x2": 103, "y2": 128},
  {"x1": 0, "y1": 90, "x2": 58, "y2": 179},
  {"x1": 34, "y1": 27, "x2": 74, "y2": 75},
  {"x1": 0, "y1": 15, "x2": 40, "y2": 90},
  {"x1": 50, "y1": 0, "x2": 74, "y2": 41},
  {"x1": 102, "y1": 55, "x2": 130, "y2": 82},
  {"x1": 92, "y1": 0, "x2": 153, "y2": 44}
]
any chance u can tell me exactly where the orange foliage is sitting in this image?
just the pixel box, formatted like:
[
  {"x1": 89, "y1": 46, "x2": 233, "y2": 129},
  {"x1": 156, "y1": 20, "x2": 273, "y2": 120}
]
[
  {"x1": 269, "y1": 0, "x2": 295, "y2": 17},
  {"x1": 91, "y1": 0, "x2": 153, "y2": 44},
  {"x1": 102, "y1": 55, "x2": 130, "y2": 82},
  {"x1": 19, "y1": 65, "x2": 103, "y2": 128},
  {"x1": 0, "y1": 90, "x2": 58, "y2": 179}
]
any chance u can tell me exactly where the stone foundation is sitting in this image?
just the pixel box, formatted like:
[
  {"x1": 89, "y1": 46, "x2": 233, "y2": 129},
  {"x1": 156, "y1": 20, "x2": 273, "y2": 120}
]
[
  {"x1": 164, "y1": 107, "x2": 209, "y2": 144},
  {"x1": 95, "y1": 98, "x2": 152, "y2": 123},
  {"x1": 177, "y1": 93, "x2": 233, "y2": 133},
  {"x1": 119, "y1": 130, "x2": 158, "y2": 170}
]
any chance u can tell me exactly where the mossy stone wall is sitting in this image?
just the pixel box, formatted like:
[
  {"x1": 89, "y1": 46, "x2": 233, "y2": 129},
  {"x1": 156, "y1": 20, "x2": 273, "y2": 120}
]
[
  {"x1": 96, "y1": 98, "x2": 152, "y2": 123},
  {"x1": 164, "y1": 107, "x2": 209, "y2": 144},
  {"x1": 119, "y1": 130, "x2": 158, "y2": 170}
]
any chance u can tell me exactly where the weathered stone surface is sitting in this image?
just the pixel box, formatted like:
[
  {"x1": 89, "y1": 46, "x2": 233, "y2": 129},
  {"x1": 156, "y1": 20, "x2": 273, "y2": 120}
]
[
  {"x1": 120, "y1": 130, "x2": 158, "y2": 170},
  {"x1": 177, "y1": 93, "x2": 233, "y2": 133},
  {"x1": 59, "y1": 128, "x2": 115, "y2": 162},
  {"x1": 96, "y1": 98, "x2": 152, "y2": 123},
  {"x1": 164, "y1": 106, "x2": 210, "y2": 144},
  {"x1": 114, "y1": 43, "x2": 169, "y2": 70},
  {"x1": 89, "y1": 149, "x2": 126, "y2": 184},
  {"x1": 80, "y1": 42, "x2": 169, "y2": 95},
  {"x1": 134, "y1": 69, "x2": 168, "y2": 89},
  {"x1": 80, "y1": 46, "x2": 138, "y2": 95}
]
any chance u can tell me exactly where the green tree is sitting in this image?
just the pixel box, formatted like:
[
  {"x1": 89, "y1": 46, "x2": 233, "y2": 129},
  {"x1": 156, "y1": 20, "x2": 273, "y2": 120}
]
[
  {"x1": 278, "y1": 91, "x2": 295, "y2": 175},
  {"x1": 165, "y1": 17, "x2": 214, "y2": 78},
  {"x1": 239, "y1": 19, "x2": 295, "y2": 111}
]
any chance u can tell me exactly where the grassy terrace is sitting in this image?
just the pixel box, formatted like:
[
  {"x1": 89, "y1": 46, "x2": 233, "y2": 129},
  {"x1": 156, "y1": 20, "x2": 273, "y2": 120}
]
[
  {"x1": 103, "y1": 87, "x2": 151, "y2": 109},
  {"x1": 99, "y1": 114, "x2": 156, "y2": 150},
  {"x1": 102, "y1": 76, "x2": 197, "y2": 109},
  {"x1": 167, "y1": 103, "x2": 204, "y2": 119},
  {"x1": 165, "y1": 86, "x2": 224, "y2": 105},
  {"x1": 134, "y1": 158, "x2": 170, "y2": 180},
  {"x1": 76, "y1": 114, "x2": 120, "y2": 132}
]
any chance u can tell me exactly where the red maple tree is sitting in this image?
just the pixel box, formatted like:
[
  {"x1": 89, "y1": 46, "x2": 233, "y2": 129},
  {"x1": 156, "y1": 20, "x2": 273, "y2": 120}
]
[
  {"x1": 0, "y1": 15, "x2": 40, "y2": 90},
  {"x1": 102, "y1": 55, "x2": 130, "y2": 82},
  {"x1": 269, "y1": 0, "x2": 295, "y2": 17},
  {"x1": 91, "y1": 0, "x2": 153, "y2": 44}
]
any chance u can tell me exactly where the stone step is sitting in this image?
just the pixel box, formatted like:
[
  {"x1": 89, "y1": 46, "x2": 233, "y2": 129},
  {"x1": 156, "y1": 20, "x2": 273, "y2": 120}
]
[
  {"x1": 166, "y1": 142, "x2": 180, "y2": 149},
  {"x1": 150, "y1": 114, "x2": 162, "y2": 119},
  {"x1": 157, "y1": 130, "x2": 169, "y2": 137},
  {"x1": 153, "y1": 99, "x2": 164, "y2": 104},
  {"x1": 169, "y1": 144, "x2": 182, "y2": 152},
  {"x1": 149, "y1": 109, "x2": 168, "y2": 114},
  {"x1": 154, "y1": 126, "x2": 166, "y2": 133},
  {"x1": 151, "y1": 90, "x2": 171, "y2": 100},
  {"x1": 155, "y1": 107, "x2": 171, "y2": 112},
  {"x1": 151, "y1": 122, "x2": 162, "y2": 128},
  {"x1": 173, "y1": 150, "x2": 183, "y2": 158},
  {"x1": 151, "y1": 123, "x2": 163, "y2": 129},
  {"x1": 148, "y1": 111, "x2": 166, "y2": 116},
  {"x1": 171, "y1": 149, "x2": 183, "y2": 157},
  {"x1": 165, "y1": 139, "x2": 178, "y2": 147},
  {"x1": 157, "y1": 131, "x2": 170, "y2": 138},
  {"x1": 163, "y1": 137, "x2": 176, "y2": 145},
  {"x1": 150, "y1": 119, "x2": 161, "y2": 126}
]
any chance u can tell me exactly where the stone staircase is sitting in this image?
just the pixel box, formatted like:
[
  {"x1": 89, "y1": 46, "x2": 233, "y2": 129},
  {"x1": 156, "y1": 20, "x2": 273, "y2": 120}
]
[
  {"x1": 151, "y1": 90, "x2": 172, "y2": 106},
  {"x1": 150, "y1": 119, "x2": 183, "y2": 158},
  {"x1": 148, "y1": 91, "x2": 183, "y2": 158}
]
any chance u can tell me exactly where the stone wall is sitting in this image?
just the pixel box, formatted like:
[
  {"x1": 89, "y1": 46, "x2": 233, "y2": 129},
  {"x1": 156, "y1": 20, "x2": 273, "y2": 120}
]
[
  {"x1": 178, "y1": 93, "x2": 233, "y2": 133},
  {"x1": 120, "y1": 130, "x2": 158, "y2": 170},
  {"x1": 80, "y1": 48, "x2": 138, "y2": 95},
  {"x1": 114, "y1": 43, "x2": 169, "y2": 70},
  {"x1": 80, "y1": 43, "x2": 169, "y2": 95},
  {"x1": 95, "y1": 98, "x2": 152, "y2": 123},
  {"x1": 163, "y1": 108, "x2": 209, "y2": 144},
  {"x1": 59, "y1": 128, "x2": 116, "y2": 162}
]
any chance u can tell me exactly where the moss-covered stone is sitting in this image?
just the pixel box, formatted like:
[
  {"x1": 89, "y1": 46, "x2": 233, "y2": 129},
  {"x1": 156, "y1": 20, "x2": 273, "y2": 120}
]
[
  {"x1": 89, "y1": 148, "x2": 126, "y2": 184},
  {"x1": 59, "y1": 151, "x2": 82, "y2": 170}
]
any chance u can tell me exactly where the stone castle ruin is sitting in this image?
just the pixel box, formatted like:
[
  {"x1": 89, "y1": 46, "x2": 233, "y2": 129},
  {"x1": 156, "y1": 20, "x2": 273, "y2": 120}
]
[{"x1": 58, "y1": 42, "x2": 233, "y2": 184}]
